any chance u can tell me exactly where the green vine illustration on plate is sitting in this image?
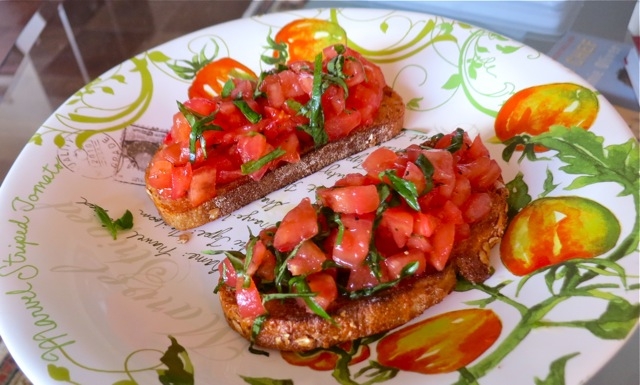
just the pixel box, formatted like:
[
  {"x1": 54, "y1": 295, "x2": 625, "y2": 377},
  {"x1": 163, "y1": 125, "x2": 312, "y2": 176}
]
[
  {"x1": 47, "y1": 336, "x2": 194, "y2": 385},
  {"x1": 327, "y1": 9, "x2": 524, "y2": 117},
  {"x1": 31, "y1": 35, "x2": 231, "y2": 151}
]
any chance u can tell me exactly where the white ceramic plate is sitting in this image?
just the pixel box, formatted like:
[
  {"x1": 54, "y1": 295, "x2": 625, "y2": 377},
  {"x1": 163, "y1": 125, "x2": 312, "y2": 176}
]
[{"x1": 0, "y1": 8, "x2": 637, "y2": 385}]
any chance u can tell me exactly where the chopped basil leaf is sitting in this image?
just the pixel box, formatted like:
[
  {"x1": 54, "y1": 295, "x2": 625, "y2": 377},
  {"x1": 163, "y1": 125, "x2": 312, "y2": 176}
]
[
  {"x1": 290, "y1": 277, "x2": 336, "y2": 324},
  {"x1": 233, "y1": 99, "x2": 262, "y2": 124},
  {"x1": 348, "y1": 261, "x2": 419, "y2": 299},
  {"x1": 380, "y1": 170, "x2": 421, "y2": 211},
  {"x1": 81, "y1": 200, "x2": 133, "y2": 240},
  {"x1": 221, "y1": 79, "x2": 235, "y2": 98},
  {"x1": 241, "y1": 147, "x2": 286, "y2": 175},
  {"x1": 177, "y1": 101, "x2": 222, "y2": 162},
  {"x1": 446, "y1": 128, "x2": 466, "y2": 152},
  {"x1": 414, "y1": 154, "x2": 435, "y2": 194},
  {"x1": 298, "y1": 53, "x2": 329, "y2": 147}
]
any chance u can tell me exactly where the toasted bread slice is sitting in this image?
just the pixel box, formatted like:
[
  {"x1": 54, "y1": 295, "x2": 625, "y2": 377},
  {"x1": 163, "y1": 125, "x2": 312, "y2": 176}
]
[
  {"x1": 145, "y1": 86, "x2": 405, "y2": 230},
  {"x1": 217, "y1": 179, "x2": 508, "y2": 351}
]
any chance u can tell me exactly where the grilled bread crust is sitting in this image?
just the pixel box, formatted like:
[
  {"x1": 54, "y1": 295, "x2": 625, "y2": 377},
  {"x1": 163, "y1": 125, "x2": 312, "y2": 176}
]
[
  {"x1": 145, "y1": 86, "x2": 405, "y2": 230},
  {"x1": 218, "y1": 179, "x2": 509, "y2": 352}
]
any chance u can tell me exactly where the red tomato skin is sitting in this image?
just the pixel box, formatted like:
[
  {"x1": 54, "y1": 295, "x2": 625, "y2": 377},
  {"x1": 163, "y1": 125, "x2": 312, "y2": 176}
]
[
  {"x1": 346, "y1": 262, "x2": 389, "y2": 292},
  {"x1": 461, "y1": 192, "x2": 492, "y2": 223},
  {"x1": 287, "y1": 240, "x2": 327, "y2": 276},
  {"x1": 317, "y1": 185, "x2": 380, "y2": 214},
  {"x1": 188, "y1": 166, "x2": 217, "y2": 206},
  {"x1": 273, "y1": 198, "x2": 319, "y2": 252},
  {"x1": 221, "y1": 257, "x2": 237, "y2": 288},
  {"x1": 332, "y1": 213, "x2": 374, "y2": 268},
  {"x1": 384, "y1": 249, "x2": 427, "y2": 280},
  {"x1": 429, "y1": 222, "x2": 455, "y2": 271},
  {"x1": 235, "y1": 278, "x2": 267, "y2": 320},
  {"x1": 297, "y1": 271, "x2": 338, "y2": 312},
  {"x1": 379, "y1": 207, "x2": 414, "y2": 248},
  {"x1": 171, "y1": 164, "x2": 192, "y2": 199},
  {"x1": 361, "y1": 147, "x2": 399, "y2": 179}
]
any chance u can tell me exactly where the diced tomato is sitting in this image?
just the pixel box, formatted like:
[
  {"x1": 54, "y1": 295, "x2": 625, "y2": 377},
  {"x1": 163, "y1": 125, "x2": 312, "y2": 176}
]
[
  {"x1": 171, "y1": 164, "x2": 192, "y2": 199},
  {"x1": 450, "y1": 175, "x2": 472, "y2": 207},
  {"x1": 429, "y1": 222, "x2": 455, "y2": 271},
  {"x1": 332, "y1": 213, "x2": 373, "y2": 268},
  {"x1": 169, "y1": 112, "x2": 192, "y2": 144},
  {"x1": 335, "y1": 173, "x2": 376, "y2": 187},
  {"x1": 272, "y1": 132, "x2": 300, "y2": 165},
  {"x1": 384, "y1": 249, "x2": 427, "y2": 280},
  {"x1": 188, "y1": 166, "x2": 216, "y2": 206},
  {"x1": 402, "y1": 161, "x2": 427, "y2": 195},
  {"x1": 321, "y1": 84, "x2": 346, "y2": 117},
  {"x1": 467, "y1": 134, "x2": 490, "y2": 159},
  {"x1": 324, "y1": 110, "x2": 361, "y2": 141},
  {"x1": 273, "y1": 198, "x2": 319, "y2": 252},
  {"x1": 255, "y1": 248, "x2": 277, "y2": 282},
  {"x1": 413, "y1": 211, "x2": 438, "y2": 238},
  {"x1": 287, "y1": 240, "x2": 327, "y2": 276},
  {"x1": 455, "y1": 222, "x2": 471, "y2": 241},
  {"x1": 379, "y1": 207, "x2": 414, "y2": 248},
  {"x1": 406, "y1": 234, "x2": 433, "y2": 253},
  {"x1": 422, "y1": 149, "x2": 455, "y2": 198},
  {"x1": 346, "y1": 263, "x2": 388, "y2": 292},
  {"x1": 297, "y1": 272, "x2": 338, "y2": 312},
  {"x1": 461, "y1": 192, "x2": 492, "y2": 223},
  {"x1": 246, "y1": 239, "x2": 268, "y2": 276},
  {"x1": 220, "y1": 257, "x2": 237, "y2": 287},
  {"x1": 435, "y1": 200, "x2": 465, "y2": 225},
  {"x1": 261, "y1": 74, "x2": 285, "y2": 108},
  {"x1": 361, "y1": 147, "x2": 398, "y2": 179},
  {"x1": 235, "y1": 277, "x2": 267, "y2": 320},
  {"x1": 147, "y1": 158, "x2": 173, "y2": 190},
  {"x1": 317, "y1": 185, "x2": 379, "y2": 214}
]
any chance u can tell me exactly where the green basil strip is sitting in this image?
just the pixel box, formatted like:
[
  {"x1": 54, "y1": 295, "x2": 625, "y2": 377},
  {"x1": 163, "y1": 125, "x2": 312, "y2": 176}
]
[
  {"x1": 348, "y1": 261, "x2": 419, "y2": 299},
  {"x1": 242, "y1": 236, "x2": 259, "y2": 288},
  {"x1": 299, "y1": 53, "x2": 328, "y2": 147},
  {"x1": 380, "y1": 170, "x2": 420, "y2": 211},
  {"x1": 249, "y1": 314, "x2": 270, "y2": 357},
  {"x1": 445, "y1": 128, "x2": 466, "y2": 153},
  {"x1": 274, "y1": 242, "x2": 303, "y2": 292},
  {"x1": 261, "y1": 292, "x2": 316, "y2": 303},
  {"x1": 233, "y1": 99, "x2": 262, "y2": 124},
  {"x1": 290, "y1": 277, "x2": 336, "y2": 324},
  {"x1": 241, "y1": 147, "x2": 286, "y2": 175},
  {"x1": 176, "y1": 101, "x2": 221, "y2": 162},
  {"x1": 221, "y1": 79, "x2": 235, "y2": 98},
  {"x1": 414, "y1": 153, "x2": 435, "y2": 194}
]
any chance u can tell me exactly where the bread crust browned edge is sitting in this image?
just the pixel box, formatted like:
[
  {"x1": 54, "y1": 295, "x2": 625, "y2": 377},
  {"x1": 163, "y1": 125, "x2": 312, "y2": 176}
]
[
  {"x1": 218, "y1": 181, "x2": 509, "y2": 352},
  {"x1": 145, "y1": 86, "x2": 405, "y2": 230}
]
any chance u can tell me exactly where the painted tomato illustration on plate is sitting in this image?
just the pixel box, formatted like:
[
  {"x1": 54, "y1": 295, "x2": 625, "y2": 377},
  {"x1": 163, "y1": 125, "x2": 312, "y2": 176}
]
[
  {"x1": 281, "y1": 341, "x2": 370, "y2": 371},
  {"x1": 500, "y1": 196, "x2": 621, "y2": 276},
  {"x1": 376, "y1": 308, "x2": 502, "y2": 374},
  {"x1": 274, "y1": 18, "x2": 347, "y2": 63},
  {"x1": 495, "y1": 82, "x2": 599, "y2": 150},
  {"x1": 188, "y1": 57, "x2": 257, "y2": 99}
]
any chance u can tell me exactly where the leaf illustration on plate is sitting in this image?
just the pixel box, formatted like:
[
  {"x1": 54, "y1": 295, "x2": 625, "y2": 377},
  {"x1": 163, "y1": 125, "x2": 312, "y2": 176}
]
[{"x1": 534, "y1": 353, "x2": 580, "y2": 385}]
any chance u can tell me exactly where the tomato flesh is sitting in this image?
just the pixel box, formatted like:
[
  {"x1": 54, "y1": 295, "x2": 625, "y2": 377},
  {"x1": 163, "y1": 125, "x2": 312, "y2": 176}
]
[
  {"x1": 218, "y1": 128, "x2": 502, "y2": 327},
  {"x1": 149, "y1": 44, "x2": 385, "y2": 209}
]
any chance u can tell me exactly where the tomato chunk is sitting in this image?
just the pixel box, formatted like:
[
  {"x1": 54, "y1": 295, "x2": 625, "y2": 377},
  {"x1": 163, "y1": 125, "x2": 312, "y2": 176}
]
[
  {"x1": 317, "y1": 185, "x2": 380, "y2": 214},
  {"x1": 287, "y1": 240, "x2": 327, "y2": 276},
  {"x1": 273, "y1": 198, "x2": 319, "y2": 252},
  {"x1": 235, "y1": 278, "x2": 266, "y2": 320},
  {"x1": 332, "y1": 213, "x2": 373, "y2": 268}
]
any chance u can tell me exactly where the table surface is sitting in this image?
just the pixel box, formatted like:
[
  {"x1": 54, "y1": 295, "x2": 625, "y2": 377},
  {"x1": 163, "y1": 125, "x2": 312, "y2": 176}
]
[{"x1": 0, "y1": 1, "x2": 638, "y2": 384}]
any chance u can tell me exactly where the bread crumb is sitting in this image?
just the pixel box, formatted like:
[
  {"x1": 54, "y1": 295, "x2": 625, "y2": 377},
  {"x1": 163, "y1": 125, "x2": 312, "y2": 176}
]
[{"x1": 177, "y1": 233, "x2": 191, "y2": 244}]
